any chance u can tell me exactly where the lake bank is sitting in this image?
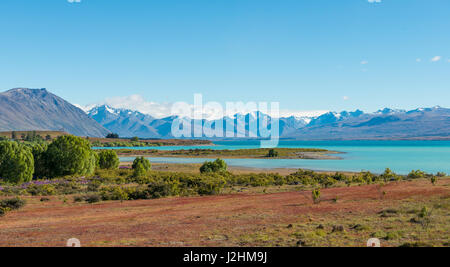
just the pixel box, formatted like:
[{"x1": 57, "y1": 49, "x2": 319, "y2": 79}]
[
  {"x1": 110, "y1": 148, "x2": 342, "y2": 160},
  {"x1": 113, "y1": 140, "x2": 450, "y2": 175}
]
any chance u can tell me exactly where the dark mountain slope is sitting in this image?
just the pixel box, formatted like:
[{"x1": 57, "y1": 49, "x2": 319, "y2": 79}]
[{"x1": 0, "y1": 88, "x2": 109, "y2": 137}]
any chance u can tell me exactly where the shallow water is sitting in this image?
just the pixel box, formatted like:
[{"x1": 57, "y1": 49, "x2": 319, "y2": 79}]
[{"x1": 100, "y1": 140, "x2": 450, "y2": 175}]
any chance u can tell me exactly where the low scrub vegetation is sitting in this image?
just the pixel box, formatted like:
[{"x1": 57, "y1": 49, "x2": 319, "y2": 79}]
[
  {"x1": 113, "y1": 147, "x2": 331, "y2": 159},
  {"x1": 1, "y1": 155, "x2": 445, "y2": 206},
  {"x1": 0, "y1": 197, "x2": 26, "y2": 217}
]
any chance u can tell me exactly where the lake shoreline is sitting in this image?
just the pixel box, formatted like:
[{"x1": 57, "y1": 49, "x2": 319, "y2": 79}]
[{"x1": 109, "y1": 140, "x2": 450, "y2": 175}]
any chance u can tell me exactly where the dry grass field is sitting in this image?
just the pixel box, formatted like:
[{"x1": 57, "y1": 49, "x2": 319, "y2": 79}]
[{"x1": 1, "y1": 178, "x2": 448, "y2": 247}]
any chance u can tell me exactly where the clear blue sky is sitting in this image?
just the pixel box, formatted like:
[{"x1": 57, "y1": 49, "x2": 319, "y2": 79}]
[{"x1": 1, "y1": 0, "x2": 449, "y2": 113}]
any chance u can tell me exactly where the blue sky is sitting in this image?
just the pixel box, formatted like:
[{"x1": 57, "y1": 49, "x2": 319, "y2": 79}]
[{"x1": 0, "y1": 0, "x2": 449, "y2": 116}]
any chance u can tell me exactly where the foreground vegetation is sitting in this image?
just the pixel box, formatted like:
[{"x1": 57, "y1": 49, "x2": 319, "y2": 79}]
[
  {"x1": 1, "y1": 135, "x2": 448, "y2": 247},
  {"x1": 0, "y1": 179, "x2": 448, "y2": 247},
  {"x1": 1, "y1": 151, "x2": 446, "y2": 206}
]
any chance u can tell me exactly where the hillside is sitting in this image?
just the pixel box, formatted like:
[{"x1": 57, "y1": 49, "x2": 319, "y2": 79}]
[{"x1": 0, "y1": 88, "x2": 110, "y2": 137}]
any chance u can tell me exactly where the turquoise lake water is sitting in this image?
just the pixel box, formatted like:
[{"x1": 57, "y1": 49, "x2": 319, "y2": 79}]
[{"x1": 99, "y1": 140, "x2": 450, "y2": 175}]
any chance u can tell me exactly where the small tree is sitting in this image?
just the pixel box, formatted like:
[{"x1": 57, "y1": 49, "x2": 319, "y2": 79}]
[
  {"x1": 26, "y1": 142, "x2": 49, "y2": 178},
  {"x1": 0, "y1": 141, "x2": 34, "y2": 184},
  {"x1": 133, "y1": 161, "x2": 147, "y2": 178},
  {"x1": 132, "y1": 157, "x2": 152, "y2": 171},
  {"x1": 97, "y1": 150, "x2": 120, "y2": 170},
  {"x1": 43, "y1": 135, "x2": 96, "y2": 178},
  {"x1": 200, "y1": 158, "x2": 227, "y2": 173},
  {"x1": 131, "y1": 137, "x2": 139, "y2": 142},
  {"x1": 267, "y1": 149, "x2": 279, "y2": 158},
  {"x1": 11, "y1": 131, "x2": 17, "y2": 140},
  {"x1": 408, "y1": 170, "x2": 426, "y2": 179},
  {"x1": 381, "y1": 168, "x2": 400, "y2": 182},
  {"x1": 312, "y1": 188, "x2": 321, "y2": 204},
  {"x1": 106, "y1": 133, "x2": 119, "y2": 139},
  {"x1": 430, "y1": 176, "x2": 437, "y2": 186}
]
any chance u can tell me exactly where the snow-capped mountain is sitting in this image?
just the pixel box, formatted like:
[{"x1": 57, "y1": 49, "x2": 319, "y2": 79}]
[
  {"x1": 86, "y1": 105, "x2": 450, "y2": 140},
  {"x1": 87, "y1": 105, "x2": 165, "y2": 138}
]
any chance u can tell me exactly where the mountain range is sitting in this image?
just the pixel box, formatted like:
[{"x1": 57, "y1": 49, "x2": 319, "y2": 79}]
[
  {"x1": 87, "y1": 104, "x2": 450, "y2": 140},
  {"x1": 1, "y1": 88, "x2": 449, "y2": 140},
  {"x1": 0, "y1": 88, "x2": 109, "y2": 137}
]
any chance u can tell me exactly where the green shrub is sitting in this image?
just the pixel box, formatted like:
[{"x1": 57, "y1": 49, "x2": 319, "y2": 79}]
[
  {"x1": 384, "y1": 231, "x2": 403, "y2": 240},
  {"x1": 431, "y1": 176, "x2": 437, "y2": 186},
  {"x1": 106, "y1": 133, "x2": 119, "y2": 139},
  {"x1": 26, "y1": 142, "x2": 48, "y2": 178},
  {"x1": 85, "y1": 193, "x2": 101, "y2": 203},
  {"x1": 73, "y1": 194, "x2": 102, "y2": 204},
  {"x1": 43, "y1": 135, "x2": 96, "y2": 178},
  {"x1": 97, "y1": 150, "x2": 120, "y2": 170},
  {"x1": 0, "y1": 141, "x2": 34, "y2": 184},
  {"x1": 100, "y1": 186, "x2": 129, "y2": 201},
  {"x1": 0, "y1": 197, "x2": 26, "y2": 210},
  {"x1": 410, "y1": 207, "x2": 432, "y2": 228},
  {"x1": 127, "y1": 186, "x2": 153, "y2": 200},
  {"x1": 0, "y1": 207, "x2": 8, "y2": 217},
  {"x1": 73, "y1": 195, "x2": 85, "y2": 203},
  {"x1": 408, "y1": 170, "x2": 426, "y2": 179},
  {"x1": 332, "y1": 172, "x2": 347, "y2": 181},
  {"x1": 318, "y1": 176, "x2": 337, "y2": 188},
  {"x1": 55, "y1": 181, "x2": 82, "y2": 195},
  {"x1": 26, "y1": 184, "x2": 56, "y2": 196},
  {"x1": 146, "y1": 182, "x2": 175, "y2": 199},
  {"x1": 267, "y1": 149, "x2": 279, "y2": 158},
  {"x1": 200, "y1": 158, "x2": 227, "y2": 173},
  {"x1": 132, "y1": 162, "x2": 148, "y2": 179},
  {"x1": 132, "y1": 157, "x2": 151, "y2": 171},
  {"x1": 87, "y1": 180, "x2": 102, "y2": 192},
  {"x1": 312, "y1": 188, "x2": 321, "y2": 204},
  {"x1": 195, "y1": 176, "x2": 226, "y2": 195},
  {"x1": 381, "y1": 168, "x2": 400, "y2": 182}
]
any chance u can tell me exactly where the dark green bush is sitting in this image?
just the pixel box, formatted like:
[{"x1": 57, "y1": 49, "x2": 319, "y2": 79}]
[
  {"x1": 380, "y1": 168, "x2": 400, "y2": 182},
  {"x1": 97, "y1": 150, "x2": 120, "y2": 170},
  {"x1": 26, "y1": 142, "x2": 48, "y2": 178},
  {"x1": 87, "y1": 180, "x2": 102, "y2": 192},
  {"x1": 100, "y1": 186, "x2": 129, "y2": 201},
  {"x1": 408, "y1": 170, "x2": 426, "y2": 179},
  {"x1": 26, "y1": 184, "x2": 56, "y2": 196},
  {"x1": 43, "y1": 135, "x2": 96, "y2": 178},
  {"x1": 267, "y1": 149, "x2": 279, "y2": 158},
  {"x1": 200, "y1": 158, "x2": 227, "y2": 173},
  {"x1": 0, "y1": 207, "x2": 7, "y2": 217},
  {"x1": 132, "y1": 162, "x2": 148, "y2": 179},
  {"x1": 0, "y1": 197, "x2": 26, "y2": 210},
  {"x1": 54, "y1": 181, "x2": 83, "y2": 195},
  {"x1": 195, "y1": 176, "x2": 226, "y2": 195},
  {"x1": 73, "y1": 195, "x2": 85, "y2": 203},
  {"x1": 132, "y1": 157, "x2": 152, "y2": 171},
  {"x1": 0, "y1": 141, "x2": 34, "y2": 184},
  {"x1": 312, "y1": 188, "x2": 321, "y2": 204},
  {"x1": 127, "y1": 186, "x2": 153, "y2": 200},
  {"x1": 85, "y1": 194, "x2": 101, "y2": 203}
]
